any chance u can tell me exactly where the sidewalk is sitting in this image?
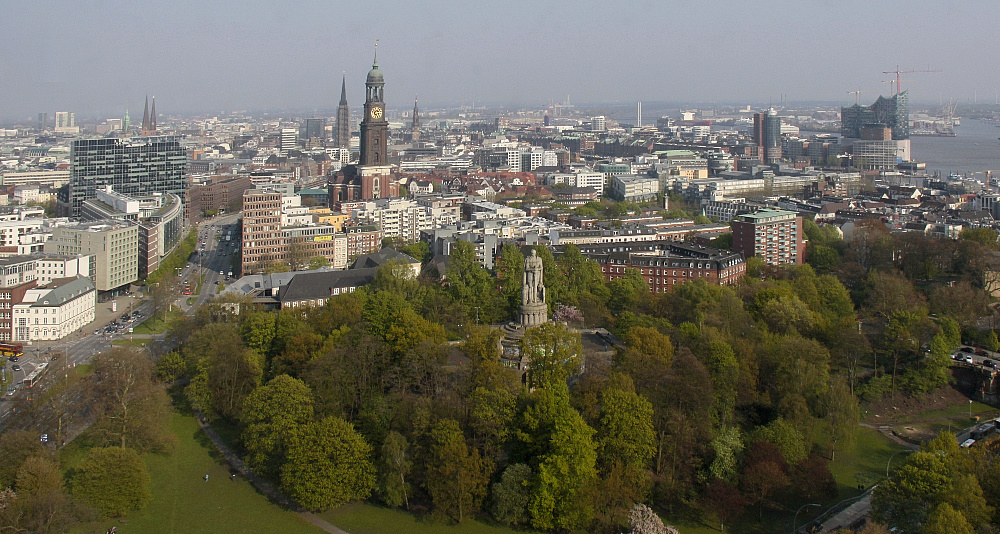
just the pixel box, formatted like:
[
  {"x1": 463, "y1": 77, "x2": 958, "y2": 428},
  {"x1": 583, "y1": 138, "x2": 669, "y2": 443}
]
[
  {"x1": 25, "y1": 292, "x2": 143, "y2": 352},
  {"x1": 192, "y1": 410, "x2": 349, "y2": 534}
]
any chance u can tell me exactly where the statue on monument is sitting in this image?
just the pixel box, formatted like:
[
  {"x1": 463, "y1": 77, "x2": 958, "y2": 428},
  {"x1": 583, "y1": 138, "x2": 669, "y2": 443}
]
[{"x1": 519, "y1": 249, "x2": 548, "y2": 327}]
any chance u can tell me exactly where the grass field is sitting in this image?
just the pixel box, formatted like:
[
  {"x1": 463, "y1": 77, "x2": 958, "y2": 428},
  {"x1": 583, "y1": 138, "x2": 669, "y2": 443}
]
[
  {"x1": 132, "y1": 308, "x2": 182, "y2": 335},
  {"x1": 320, "y1": 502, "x2": 537, "y2": 534},
  {"x1": 72, "y1": 411, "x2": 322, "y2": 534}
]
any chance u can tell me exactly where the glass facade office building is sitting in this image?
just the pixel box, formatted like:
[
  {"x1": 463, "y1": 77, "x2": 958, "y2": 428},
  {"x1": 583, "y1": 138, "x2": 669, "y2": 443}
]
[{"x1": 65, "y1": 136, "x2": 187, "y2": 216}]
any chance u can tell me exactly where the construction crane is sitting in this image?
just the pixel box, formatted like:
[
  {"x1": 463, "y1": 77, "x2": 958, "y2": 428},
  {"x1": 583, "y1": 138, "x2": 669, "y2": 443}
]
[
  {"x1": 847, "y1": 89, "x2": 869, "y2": 105},
  {"x1": 882, "y1": 65, "x2": 942, "y2": 95},
  {"x1": 881, "y1": 79, "x2": 912, "y2": 96}
]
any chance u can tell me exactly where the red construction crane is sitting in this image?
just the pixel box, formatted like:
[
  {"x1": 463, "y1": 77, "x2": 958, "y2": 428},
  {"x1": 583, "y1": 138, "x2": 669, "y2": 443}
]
[{"x1": 882, "y1": 65, "x2": 942, "y2": 95}]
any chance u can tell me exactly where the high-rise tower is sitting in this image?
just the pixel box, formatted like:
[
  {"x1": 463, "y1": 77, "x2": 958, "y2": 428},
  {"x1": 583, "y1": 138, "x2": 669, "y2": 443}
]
[
  {"x1": 411, "y1": 97, "x2": 420, "y2": 142},
  {"x1": 336, "y1": 74, "x2": 350, "y2": 149},
  {"x1": 359, "y1": 48, "x2": 388, "y2": 166}
]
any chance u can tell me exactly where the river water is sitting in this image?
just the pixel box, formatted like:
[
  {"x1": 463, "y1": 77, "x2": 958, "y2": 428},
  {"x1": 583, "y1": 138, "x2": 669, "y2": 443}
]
[{"x1": 909, "y1": 118, "x2": 1000, "y2": 176}]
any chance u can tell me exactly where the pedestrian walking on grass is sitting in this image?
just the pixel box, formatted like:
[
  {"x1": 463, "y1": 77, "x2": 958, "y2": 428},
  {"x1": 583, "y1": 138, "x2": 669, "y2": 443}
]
[{"x1": 204, "y1": 474, "x2": 209, "y2": 482}]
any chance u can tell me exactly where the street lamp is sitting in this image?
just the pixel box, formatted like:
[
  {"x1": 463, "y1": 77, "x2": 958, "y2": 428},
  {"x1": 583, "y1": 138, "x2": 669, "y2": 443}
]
[{"x1": 792, "y1": 503, "x2": 822, "y2": 533}]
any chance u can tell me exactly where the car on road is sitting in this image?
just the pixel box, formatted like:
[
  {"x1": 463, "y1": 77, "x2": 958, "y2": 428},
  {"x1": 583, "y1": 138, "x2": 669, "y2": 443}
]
[
  {"x1": 7, "y1": 356, "x2": 17, "y2": 362},
  {"x1": 976, "y1": 348, "x2": 989, "y2": 356},
  {"x1": 986, "y1": 360, "x2": 998, "y2": 369},
  {"x1": 964, "y1": 355, "x2": 975, "y2": 364},
  {"x1": 94, "y1": 329, "x2": 102, "y2": 335},
  {"x1": 6, "y1": 387, "x2": 14, "y2": 396},
  {"x1": 11, "y1": 364, "x2": 20, "y2": 372},
  {"x1": 40, "y1": 434, "x2": 48, "y2": 443},
  {"x1": 961, "y1": 347, "x2": 975, "y2": 353},
  {"x1": 219, "y1": 271, "x2": 224, "y2": 275}
]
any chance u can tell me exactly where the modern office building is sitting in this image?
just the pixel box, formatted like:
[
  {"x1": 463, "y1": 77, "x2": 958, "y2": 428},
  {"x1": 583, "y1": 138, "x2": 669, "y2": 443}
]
[
  {"x1": 43, "y1": 221, "x2": 138, "y2": 292},
  {"x1": 732, "y1": 209, "x2": 805, "y2": 265},
  {"x1": 61, "y1": 136, "x2": 187, "y2": 217},
  {"x1": 753, "y1": 109, "x2": 782, "y2": 163},
  {"x1": 302, "y1": 118, "x2": 326, "y2": 143},
  {"x1": 841, "y1": 91, "x2": 909, "y2": 140},
  {"x1": 80, "y1": 187, "x2": 184, "y2": 278}
]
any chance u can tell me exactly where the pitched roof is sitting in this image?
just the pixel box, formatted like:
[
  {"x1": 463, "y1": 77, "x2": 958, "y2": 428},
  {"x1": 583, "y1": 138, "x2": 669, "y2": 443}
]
[{"x1": 276, "y1": 268, "x2": 376, "y2": 303}]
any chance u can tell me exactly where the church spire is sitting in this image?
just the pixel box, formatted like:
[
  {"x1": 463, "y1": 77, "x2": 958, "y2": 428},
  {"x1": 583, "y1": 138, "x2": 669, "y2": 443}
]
[
  {"x1": 339, "y1": 74, "x2": 348, "y2": 106},
  {"x1": 150, "y1": 96, "x2": 156, "y2": 133},
  {"x1": 141, "y1": 95, "x2": 150, "y2": 133}
]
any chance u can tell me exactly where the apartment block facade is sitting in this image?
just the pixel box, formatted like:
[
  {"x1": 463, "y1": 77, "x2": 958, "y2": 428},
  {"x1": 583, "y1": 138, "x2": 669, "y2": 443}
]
[{"x1": 731, "y1": 209, "x2": 805, "y2": 265}]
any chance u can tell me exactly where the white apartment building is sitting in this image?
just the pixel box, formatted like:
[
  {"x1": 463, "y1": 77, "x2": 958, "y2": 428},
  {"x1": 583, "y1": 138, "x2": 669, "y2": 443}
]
[
  {"x1": 611, "y1": 174, "x2": 659, "y2": 202},
  {"x1": 352, "y1": 198, "x2": 450, "y2": 243},
  {"x1": 544, "y1": 172, "x2": 606, "y2": 197},
  {"x1": 36, "y1": 254, "x2": 94, "y2": 285},
  {"x1": 13, "y1": 276, "x2": 96, "y2": 342}
]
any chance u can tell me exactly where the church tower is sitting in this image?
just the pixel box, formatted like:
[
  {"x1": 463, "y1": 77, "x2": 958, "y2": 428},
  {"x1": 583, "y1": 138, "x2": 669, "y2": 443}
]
[
  {"x1": 359, "y1": 47, "x2": 388, "y2": 166},
  {"x1": 150, "y1": 97, "x2": 156, "y2": 133},
  {"x1": 336, "y1": 74, "x2": 350, "y2": 150},
  {"x1": 411, "y1": 97, "x2": 420, "y2": 142}
]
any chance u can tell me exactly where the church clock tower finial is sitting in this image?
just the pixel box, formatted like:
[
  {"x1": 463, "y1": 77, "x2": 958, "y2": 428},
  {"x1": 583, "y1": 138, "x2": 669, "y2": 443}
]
[{"x1": 360, "y1": 41, "x2": 388, "y2": 167}]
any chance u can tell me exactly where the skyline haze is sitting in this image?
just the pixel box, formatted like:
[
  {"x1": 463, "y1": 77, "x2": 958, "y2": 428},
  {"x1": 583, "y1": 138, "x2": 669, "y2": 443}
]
[{"x1": 3, "y1": 0, "x2": 999, "y2": 121}]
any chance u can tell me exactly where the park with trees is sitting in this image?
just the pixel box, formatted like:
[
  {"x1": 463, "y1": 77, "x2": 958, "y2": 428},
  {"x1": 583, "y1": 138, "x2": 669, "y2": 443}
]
[{"x1": 3, "y1": 214, "x2": 1000, "y2": 533}]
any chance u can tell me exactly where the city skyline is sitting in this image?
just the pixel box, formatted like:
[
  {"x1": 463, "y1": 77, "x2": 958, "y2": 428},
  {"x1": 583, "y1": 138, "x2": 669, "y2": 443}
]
[{"x1": 3, "y1": 0, "x2": 1000, "y2": 121}]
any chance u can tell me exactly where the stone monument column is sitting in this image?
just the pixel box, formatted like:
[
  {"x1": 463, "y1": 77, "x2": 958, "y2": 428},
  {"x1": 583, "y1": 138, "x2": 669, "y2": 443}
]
[{"x1": 520, "y1": 249, "x2": 548, "y2": 327}]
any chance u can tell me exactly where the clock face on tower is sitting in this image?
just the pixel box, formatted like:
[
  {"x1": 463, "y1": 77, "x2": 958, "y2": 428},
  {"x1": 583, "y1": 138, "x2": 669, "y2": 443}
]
[{"x1": 370, "y1": 107, "x2": 383, "y2": 119}]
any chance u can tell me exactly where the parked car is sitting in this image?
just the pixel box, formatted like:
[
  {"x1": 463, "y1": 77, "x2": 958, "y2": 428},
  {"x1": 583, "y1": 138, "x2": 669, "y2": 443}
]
[
  {"x1": 961, "y1": 347, "x2": 975, "y2": 353},
  {"x1": 976, "y1": 348, "x2": 989, "y2": 356},
  {"x1": 11, "y1": 364, "x2": 21, "y2": 372},
  {"x1": 965, "y1": 355, "x2": 975, "y2": 364},
  {"x1": 986, "y1": 360, "x2": 997, "y2": 369}
]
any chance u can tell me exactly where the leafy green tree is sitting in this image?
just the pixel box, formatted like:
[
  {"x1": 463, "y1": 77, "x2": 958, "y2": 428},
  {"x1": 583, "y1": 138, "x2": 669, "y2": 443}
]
[
  {"x1": 959, "y1": 227, "x2": 998, "y2": 249},
  {"x1": 0, "y1": 430, "x2": 46, "y2": 488},
  {"x1": 447, "y1": 240, "x2": 499, "y2": 322},
  {"x1": 241, "y1": 375, "x2": 315, "y2": 478},
  {"x1": 239, "y1": 311, "x2": 276, "y2": 355},
  {"x1": 520, "y1": 322, "x2": 584, "y2": 389},
  {"x1": 709, "y1": 426, "x2": 743, "y2": 482},
  {"x1": 491, "y1": 463, "x2": 532, "y2": 526},
  {"x1": 280, "y1": 417, "x2": 376, "y2": 511},
  {"x1": 495, "y1": 244, "x2": 525, "y2": 320},
  {"x1": 468, "y1": 386, "x2": 517, "y2": 461},
  {"x1": 872, "y1": 451, "x2": 952, "y2": 532},
  {"x1": 378, "y1": 431, "x2": 411, "y2": 509},
  {"x1": 398, "y1": 240, "x2": 431, "y2": 264},
  {"x1": 423, "y1": 419, "x2": 491, "y2": 523},
  {"x1": 608, "y1": 268, "x2": 648, "y2": 314},
  {"x1": 598, "y1": 374, "x2": 655, "y2": 471},
  {"x1": 0, "y1": 456, "x2": 81, "y2": 534},
  {"x1": 517, "y1": 382, "x2": 598, "y2": 531},
  {"x1": 307, "y1": 255, "x2": 330, "y2": 270},
  {"x1": 752, "y1": 418, "x2": 807, "y2": 465},
  {"x1": 89, "y1": 348, "x2": 173, "y2": 452},
  {"x1": 923, "y1": 502, "x2": 974, "y2": 534},
  {"x1": 824, "y1": 376, "x2": 859, "y2": 461},
  {"x1": 73, "y1": 447, "x2": 151, "y2": 517}
]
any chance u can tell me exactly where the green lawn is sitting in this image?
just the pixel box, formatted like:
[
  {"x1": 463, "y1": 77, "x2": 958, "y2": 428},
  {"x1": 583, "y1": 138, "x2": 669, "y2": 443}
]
[
  {"x1": 828, "y1": 427, "x2": 907, "y2": 495},
  {"x1": 133, "y1": 308, "x2": 183, "y2": 335},
  {"x1": 320, "y1": 502, "x2": 538, "y2": 534},
  {"x1": 73, "y1": 411, "x2": 322, "y2": 534}
]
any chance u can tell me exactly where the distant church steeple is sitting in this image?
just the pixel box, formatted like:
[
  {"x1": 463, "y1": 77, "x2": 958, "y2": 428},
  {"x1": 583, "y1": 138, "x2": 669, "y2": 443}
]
[
  {"x1": 141, "y1": 95, "x2": 157, "y2": 135},
  {"x1": 336, "y1": 73, "x2": 350, "y2": 149},
  {"x1": 411, "y1": 97, "x2": 420, "y2": 142},
  {"x1": 141, "y1": 96, "x2": 150, "y2": 133}
]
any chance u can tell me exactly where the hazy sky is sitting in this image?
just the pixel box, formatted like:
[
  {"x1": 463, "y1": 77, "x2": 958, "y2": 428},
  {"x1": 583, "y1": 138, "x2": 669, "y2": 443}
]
[{"x1": 2, "y1": 0, "x2": 999, "y2": 121}]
